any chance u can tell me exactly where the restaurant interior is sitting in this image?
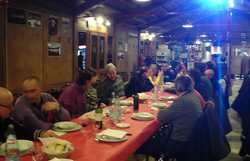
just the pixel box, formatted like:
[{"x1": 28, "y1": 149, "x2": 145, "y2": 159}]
[{"x1": 0, "y1": 0, "x2": 250, "y2": 161}]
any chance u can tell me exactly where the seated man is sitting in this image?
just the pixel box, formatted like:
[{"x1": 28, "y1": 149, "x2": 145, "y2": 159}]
[
  {"x1": 98, "y1": 63, "x2": 125, "y2": 105},
  {"x1": 59, "y1": 71, "x2": 92, "y2": 118},
  {"x1": 13, "y1": 76, "x2": 70, "y2": 130},
  {"x1": 157, "y1": 75, "x2": 202, "y2": 161},
  {"x1": 125, "y1": 66, "x2": 153, "y2": 97},
  {"x1": 0, "y1": 87, "x2": 56, "y2": 143}
]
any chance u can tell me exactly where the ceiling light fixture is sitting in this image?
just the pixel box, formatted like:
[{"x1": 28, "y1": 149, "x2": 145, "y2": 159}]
[
  {"x1": 134, "y1": 0, "x2": 151, "y2": 2},
  {"x1": 182, "y1": 21, "x2": 193, "y2": 28},
  {"x1": 200, "y1": 34, "x2": 207, "y2": 38},
  {"x1": 229, "y1": 0, "x2": 234, "y2": 8},
  {"x1": 96, "y1": 16, "x2": 104, "y2": 24}
]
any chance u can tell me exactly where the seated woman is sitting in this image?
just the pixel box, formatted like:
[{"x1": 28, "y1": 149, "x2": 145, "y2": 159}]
[
  {"x1": 157, "y1": 75, "x2": 202, "y2": 161},
  {"x1": 125, "y1": 66, "x2": 154, "y2": 97},
  {"x1": 85, "y1": 69, "x2": 99, "y2": 112},
  {"x1": 148, "y1": 63, "x2": 164, "y2": 86}
]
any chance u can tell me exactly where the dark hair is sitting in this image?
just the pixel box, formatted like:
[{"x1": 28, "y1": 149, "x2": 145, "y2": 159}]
[
  {"x1": 175, "y1": 75, "x2": 193, "y2": 93},
  {"x1": 76, "y1": 71, "x2": 92, "y2": 86},
  {"x1": 194, "y1": 63, "x2": 207, "y2": 74},
  {"x1": 188, "y1": 69, "x2": 202, "y2": 84},
  {"x1": 85, "y1": 68, "x2": 97, "y2": 77}
]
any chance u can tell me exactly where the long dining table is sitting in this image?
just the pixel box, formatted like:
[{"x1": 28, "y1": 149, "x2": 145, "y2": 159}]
[{"x1": 1, "y1": 92, "x2": 176, "y2": 161}]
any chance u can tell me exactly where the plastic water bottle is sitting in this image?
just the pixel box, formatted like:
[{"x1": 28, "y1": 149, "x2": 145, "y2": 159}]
[
  {"x1": 113, "y1": 96, "x2": 121, "y2": 123},
  {"x1": 5, "y1": 124, "x2": 20, "y2": 161}
]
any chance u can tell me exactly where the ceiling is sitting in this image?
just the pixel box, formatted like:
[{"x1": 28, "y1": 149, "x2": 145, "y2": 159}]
[{"x1": 22, "y1": 0, "x2": 250, "y2": 41}]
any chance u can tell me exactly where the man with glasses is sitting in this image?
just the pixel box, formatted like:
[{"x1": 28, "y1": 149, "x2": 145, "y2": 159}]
[
  {"x1": 0, "y1": 87, "x2": 56, "y2": 143},
  {"x1": 12, "y1": 76, "x2": 70, "y2": 130}
]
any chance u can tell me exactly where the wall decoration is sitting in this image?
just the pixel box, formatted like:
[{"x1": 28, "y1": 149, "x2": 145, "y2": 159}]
[
  {"x1": 48, "y1": 42, "x2": 62, "y2": 56},
  {"x1": 48, "y1": 16, "x2": 58, "y2": 36},
  {"x1": 78, "y1": 32, "x2": 87, "y2": 45},
  {"x1": 62, "y1": 17, "x2": 71, "y2": 36},
  {"x1": 8, "y1": 8, "x2": 26, "y2": 24},
  {"x1": 27, "y1": 12, "x2": 42, "y2": 28}
]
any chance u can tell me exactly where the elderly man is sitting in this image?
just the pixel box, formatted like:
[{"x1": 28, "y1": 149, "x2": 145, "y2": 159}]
[
  {"x1": 98, "y1": 63, "x2": 125, "y2": 105},
  {"x1": 13, "y1": 76, "x2": 70, "y2": 130},
  {"x1": 0, "y1": 87, "x2": 56, "y2": 142},
  {"x1": 157, "y1": 75, "x2": 202, "y2": 161}
]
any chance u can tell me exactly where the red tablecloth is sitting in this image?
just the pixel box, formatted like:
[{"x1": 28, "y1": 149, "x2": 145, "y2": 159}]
[{"x1": 1, "y1": 92, "x2": 176, "y2": 161}]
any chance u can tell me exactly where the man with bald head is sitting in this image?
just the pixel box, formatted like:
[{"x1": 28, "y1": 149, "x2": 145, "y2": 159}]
[
  {"x1": 13, "y1": 76, "x2": 70, "y2": 131},
  {"x1": 0, "y1": 87, "x2": 57, "y2": 143}
]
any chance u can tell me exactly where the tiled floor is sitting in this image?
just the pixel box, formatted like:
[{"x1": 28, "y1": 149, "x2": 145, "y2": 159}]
[{"x1": 128, "y1": 79, "x2": 245, "y2": 161}]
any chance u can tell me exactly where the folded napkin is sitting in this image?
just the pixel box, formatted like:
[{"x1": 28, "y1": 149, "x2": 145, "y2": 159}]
[{"x1": 99, "y1": 129, "x2": 127, "y2": 139}]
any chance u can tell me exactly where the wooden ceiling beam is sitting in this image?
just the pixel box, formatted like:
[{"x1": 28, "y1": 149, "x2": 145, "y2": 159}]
[{"x1": 74, "y1": 0, "x2": 107, "y2": 15}]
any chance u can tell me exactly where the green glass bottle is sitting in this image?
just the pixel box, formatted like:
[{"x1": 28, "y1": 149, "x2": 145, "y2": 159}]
[{"x1": 95, "y1": 105, "x2": 103, "y2": 129}]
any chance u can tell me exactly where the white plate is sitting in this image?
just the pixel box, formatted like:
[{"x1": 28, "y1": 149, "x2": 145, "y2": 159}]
[
  {"x1": 138, "y1": 93, "x2": 151, "y2": 100},
  {"x1": 95, "y1": 134, "x2": 128, "y2": 143},
  {"x1": 159, "y1": 96, "x2": 177, "y2": 101},
  {"x1": 151, "y1": 102, "x2": 167, "y2": 108},
  {"x1": 49, "y1": 158, "x2": 74, "y2": 161},
  {"x1": 115, "y1": 122, "x2": 130, "y2": 128},
  {"x1": 131, "y1": 112, "x2": 155, "y2": 121},
  {"x1": 53, "y1": 121, "x2": 82, "y2": 132},
  {"x1": 0, "y1": 140, "x2": 33, "y2": 156},
  {"x1": 120, "y1": 100, "x2": 133, "y2": 106}
]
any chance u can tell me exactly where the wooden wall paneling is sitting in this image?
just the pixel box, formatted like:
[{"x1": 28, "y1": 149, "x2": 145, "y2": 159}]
[
  {"x1": 7, "y1": 23, "x2": 44, "y2": 91},
  {"x1": 0, "y1": 5, "x2": 6, "y2": 86},
  {"x1": 43, "y1": 15, "x2": 73, "y2": 89}
]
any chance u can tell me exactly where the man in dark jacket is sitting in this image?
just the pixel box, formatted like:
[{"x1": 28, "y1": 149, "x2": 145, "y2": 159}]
[
  {"x1": 125, "y1": 66, "x2": 153, "y2": 97},
  {"x1": 0, "y1": 87, "x2": 56, "y2": 143},
  {"x1": 232, "y1": 72, "x2": 250, "y2": 159}
]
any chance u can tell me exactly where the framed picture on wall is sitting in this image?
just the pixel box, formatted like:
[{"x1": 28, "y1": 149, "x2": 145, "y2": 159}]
[
  {"x1": 48, "y1": 42, "x2": 62, "y2": 56},
  {"x1": 48, "y1": 16, "x2": 58, "y2": 36},
  {"x1": 27, "y1": 12, "x2": 42, "y2": 28},
  {"x1": 62, "y1": 17, "x2": 71, "y2": 36}
]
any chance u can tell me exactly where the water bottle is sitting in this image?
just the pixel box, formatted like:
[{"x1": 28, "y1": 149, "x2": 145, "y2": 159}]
[
  {"x1": 5, "y1": 124, "x2": 20, "y2": 161},
  {"x1": 113, "y1": 96, "x2": 121, "y2": 123}
]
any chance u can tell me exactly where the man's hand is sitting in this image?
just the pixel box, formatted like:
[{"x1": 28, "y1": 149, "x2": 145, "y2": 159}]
[
  {"x1": 42, "y1": 102, "x2": 60, "y2": 112},
  {"x1": 40, "y1": 130, "x2": 58, "y2": 138}
]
